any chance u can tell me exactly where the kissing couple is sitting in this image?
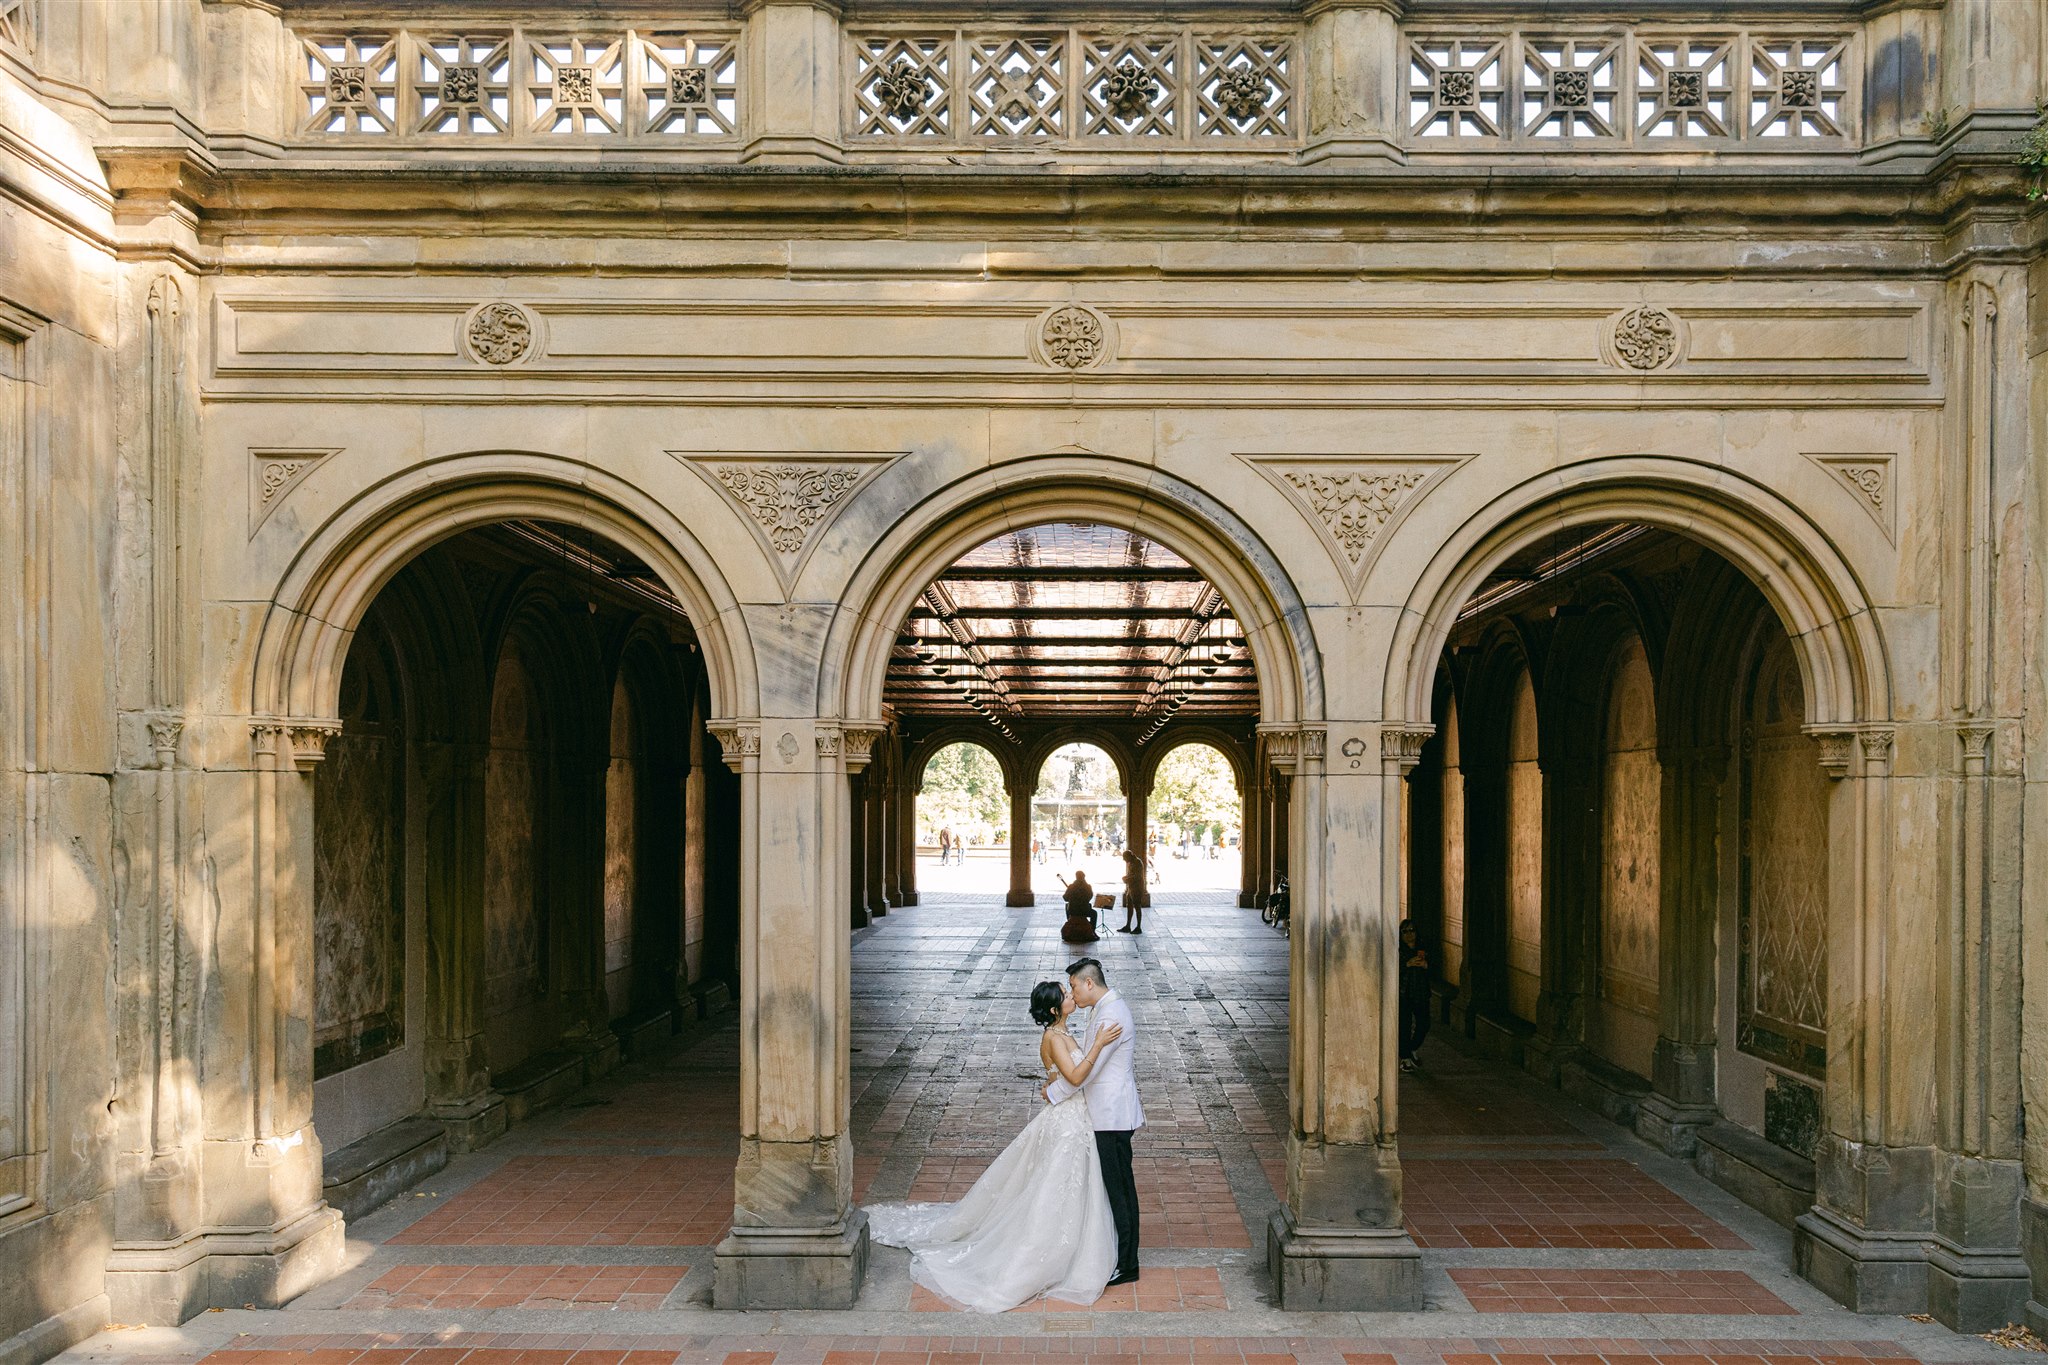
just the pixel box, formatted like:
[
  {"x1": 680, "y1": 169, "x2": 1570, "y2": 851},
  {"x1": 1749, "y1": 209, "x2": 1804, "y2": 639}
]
[{"x1": 866, "y1": 958, "x2": 1143, "y2": 1312}]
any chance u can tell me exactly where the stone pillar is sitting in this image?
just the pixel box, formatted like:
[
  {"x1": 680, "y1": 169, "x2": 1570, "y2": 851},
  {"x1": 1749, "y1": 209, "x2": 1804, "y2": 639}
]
[
  {"x1": 1006, "y1": 780, "x2": 1035, "y2": 907},
  {"x1": 1637, "y1": 744, "x2": 1726, "y2": 1155},
  {"x1": 882, "y1": 743, "x2": 905, "y2": 907},
  {"x1": 1796, "y1": 727, "x2": 1937, "y2": 1314},
  {"x1": 1239, "y1": 771, "x2": 1261, "y2": 908},
  {"x1": 420, "y1": 737, "x2": 506, "y2": 1149},
  {"x1": 1125, "y1": 777, "x2": 1152, "y2": 908},
  {"x1": 682, "y1": 685, "x2": 711, "y2": 992},
  {"x1": 739, "y1": 0, "x2": 846, "y2": 163},
  {"x1": 1530, "y1": 750, "x2": 1597, "y2": 1081},
  {"x1": 847, "y1": 769, "x2": 870, "y2": 930},
  {"x1": 897, "y1": 775, "x2": 921, "y2": 907},
  {"x1": 1272, "y1": 769, "x2": 1291, "y2": 882},
  {"x1": 864, "y1": 759, "x2": 888, "y2": 919},
  {"x1": 1458, "y1": 763, "x2": 1509, "y2": 1031},
  {"x1": 710, "y1": 720, "x2": 868, "y2": 1308},
  {"x1": 558, "y1": 751, "x2": 619, "y2": 1073},
  {"x1": 1265, "y1": 723, "x2": 1423, "y2": 1310},
  {"x1": 1299, "y1": 0, "x2": 1405, "y2": 164},
  {"x1": 108, "y1": 721, "x2": 346, "y2": 1319}
]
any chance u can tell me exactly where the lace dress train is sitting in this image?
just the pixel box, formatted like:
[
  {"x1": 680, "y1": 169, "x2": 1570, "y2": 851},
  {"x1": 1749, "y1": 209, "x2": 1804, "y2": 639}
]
[{"x1": 866, "y1": 1091, "x2": 1117, "y2": 1312}]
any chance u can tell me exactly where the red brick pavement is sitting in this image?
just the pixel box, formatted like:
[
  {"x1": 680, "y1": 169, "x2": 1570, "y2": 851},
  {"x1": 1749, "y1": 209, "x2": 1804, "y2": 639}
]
[
  {"x1": 1449, "y1": 1269, "x2": 1796, "y2": 1316},
  {"x1": 341, "y1": 1265, "x2": 687, "y2": 1310},
  {"x1": 902, "y1": 1154, "x2": 1246, "y2": 1249},
  {"x1": 391, "y1": 1157, "x2": 731, "y2": 1247},
  {"x1": 908, "y1": 1267, "x2": 1229, "y2": 1313},
  {"x1": 1403, "y1": 1160, "x2": 1746, "y2": 1251},
  {"x1": 192, "y1": 1337, "x2": 1927, "y2": 1365}
]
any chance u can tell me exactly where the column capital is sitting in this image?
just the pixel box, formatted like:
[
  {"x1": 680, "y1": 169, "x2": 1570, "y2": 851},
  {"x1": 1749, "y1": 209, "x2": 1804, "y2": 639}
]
[
  {"x1": 707, "y1": 720, "x2": 761, "y2": 773},
  {"x1": 147, "y1": 713, "x2": 185, "y2": 769},
  {"x1": 1805, "y1": 724, "x2": 1894, "y2": 779},
  {"x1": 822, "y1": 721, "x2": 887, "y2": 771},
  {"x1": 1259, "y1": 723, "x2": 1327, "y2": 774},
  {"x1": 1379, "y1": 723, "x2": 1434, "y2": 773}
]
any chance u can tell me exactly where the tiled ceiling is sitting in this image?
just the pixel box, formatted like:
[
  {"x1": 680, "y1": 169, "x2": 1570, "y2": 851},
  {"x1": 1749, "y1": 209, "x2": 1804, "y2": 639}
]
[{"x1": 887, "y1": 523, "x2": 1257, "y2": 726}]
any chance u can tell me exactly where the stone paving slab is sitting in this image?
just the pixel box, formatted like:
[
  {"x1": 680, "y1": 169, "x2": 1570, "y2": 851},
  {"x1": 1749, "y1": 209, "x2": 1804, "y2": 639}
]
[{"x1": 48, "y1": 888, "x2": 2025, "y2": 1365}]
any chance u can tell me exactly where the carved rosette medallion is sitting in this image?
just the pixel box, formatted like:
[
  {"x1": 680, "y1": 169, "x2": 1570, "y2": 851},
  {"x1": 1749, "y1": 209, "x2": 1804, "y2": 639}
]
[
  {"x1": 462, "y1": 301, "x2": 540, "y2": 366},
  {"x1": 1032, "y1": 304, "x2": 1113, "y2": 371},
  {"x1": 1602, "y1": 305, "x2": 1686, "y2": 372}
]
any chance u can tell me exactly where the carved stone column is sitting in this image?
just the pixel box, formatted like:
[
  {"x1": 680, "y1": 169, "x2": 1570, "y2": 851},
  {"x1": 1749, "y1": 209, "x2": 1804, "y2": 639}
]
[
  {"x1": 1631, "y1": 744, "x2": 1725, "y2": 1154},
  {"x1": 1239, "y1": 771, "x2": 1262, "y2": 909},
  {"x1": 882, "y1": 744, "x2": 905, "y2": 908},
  {"x1": 108, "y1": 720, "x2": 345, "y2": 1318},
  {"x1": 1124, "y1": 776, "x2": 1153, "y2": 909},
  {"x1": 1795, "y1": 726, "x2": 1938, "y2": 1313},
  {"x1": 1006, "y1": 780, "x2": 1035, "y2": 907},
  {"x1": 711, "y1": 719, "x2": 869, "y2": 1309},
  {"x1": 864, "y1": 756, "x2": 888, "y2": 919},
  {"x1": 847, "y1": 769, "x2": 870, "y2": 930},
  {"x1": 897, "y1": 774, "x2": 921, "y2": 907},
  {"x1": 1530, "y1": 751, "x2": 1597, "y2": 1082},
  {"x1": 1265, "y1": 723, "x2": 1423, "y2": 1311},
  {"x1": 556, "y1": 750, "x2": 619, "y2": 1075},
  {"x1": 420, "y1": 737, "x2": 505, "y2": 1149}
]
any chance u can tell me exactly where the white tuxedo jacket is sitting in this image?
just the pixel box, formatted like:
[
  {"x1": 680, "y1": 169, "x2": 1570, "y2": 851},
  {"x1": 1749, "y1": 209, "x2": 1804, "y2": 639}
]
[{"x1": 1046, "y1": 989, "x2": 1145, "y2": 1132}]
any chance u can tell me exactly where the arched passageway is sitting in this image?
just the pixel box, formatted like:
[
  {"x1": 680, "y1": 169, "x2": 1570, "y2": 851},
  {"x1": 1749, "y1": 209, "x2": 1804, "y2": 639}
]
[
  {"x1": 1398, "y1": 521, "x2": 1856, "y2": 1263},
  {"x1": 306, "y1": 519, "x2": 740, "y2": 1206}
]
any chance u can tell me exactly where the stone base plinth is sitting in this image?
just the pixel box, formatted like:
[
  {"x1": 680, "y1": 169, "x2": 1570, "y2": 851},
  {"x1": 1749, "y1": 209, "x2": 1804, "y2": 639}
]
[
  {"x1": 1005, "y1": 891, "x2": 1035, "y2": 907},
  {"x1": 106, "y1": 1203, "x2": 344, "y2": 1324},
  {"x1": 1794, "y1": 1206, "x2": 1929, "y2": 1313},
  {"x1": 713, "y1": 1215, "x2": 870, "y2": 1309},
  {"x1": 1266, "y1": 1208, "x2": 1422, "y2": 1311}
]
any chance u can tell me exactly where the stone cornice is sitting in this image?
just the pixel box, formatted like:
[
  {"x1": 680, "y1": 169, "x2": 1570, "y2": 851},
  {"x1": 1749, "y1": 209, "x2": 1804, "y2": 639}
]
[{"x1": 98, "y1": 149, "x2": 2041, "y2": 246}]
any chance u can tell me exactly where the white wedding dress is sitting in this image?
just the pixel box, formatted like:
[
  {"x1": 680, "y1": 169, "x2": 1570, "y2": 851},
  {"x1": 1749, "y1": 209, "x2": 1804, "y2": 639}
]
[{"x1": 866, "y1": 1049, "x2": 1118, "y2": 1312}]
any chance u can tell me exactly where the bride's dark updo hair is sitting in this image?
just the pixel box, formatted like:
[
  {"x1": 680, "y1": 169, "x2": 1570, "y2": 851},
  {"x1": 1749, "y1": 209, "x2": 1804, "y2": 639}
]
[{"x1": 1029, "y1": 981, "x2": 1066, "y2": 1028}]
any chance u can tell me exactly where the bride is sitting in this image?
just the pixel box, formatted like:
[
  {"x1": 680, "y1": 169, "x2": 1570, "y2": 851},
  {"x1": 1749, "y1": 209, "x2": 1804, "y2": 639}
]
[{"x1": 865, "y1": 979, "x2": 1123, "y2": 1312}]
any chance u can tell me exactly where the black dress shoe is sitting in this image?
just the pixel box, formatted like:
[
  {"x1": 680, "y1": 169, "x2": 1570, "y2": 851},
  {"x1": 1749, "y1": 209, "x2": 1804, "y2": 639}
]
[{"x1": 1107, "y1": 1269, "x2": 1140, "y2": 1287}]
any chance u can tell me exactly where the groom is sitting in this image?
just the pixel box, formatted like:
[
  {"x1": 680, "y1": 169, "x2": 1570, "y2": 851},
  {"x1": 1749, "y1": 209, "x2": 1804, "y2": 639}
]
[{"x1": 1045, "y1": 958, "x2": 1143, "y2": 1285}]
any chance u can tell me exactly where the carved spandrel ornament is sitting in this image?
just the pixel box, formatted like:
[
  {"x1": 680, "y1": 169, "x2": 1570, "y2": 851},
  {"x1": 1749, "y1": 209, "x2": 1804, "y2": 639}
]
[
  {"x1": 248, "y1": 447, "x2": 340, "y2": 537},
  {"x1": 1244, "y1": 455, "x2": 1468, "y2": 601},
  {"x1": 1032, "y1": 304, "x2": 1113, "y2": 370},
  {"x1": 462, "y1": 301, "x2": 540, "y2": 365},
  {"x1": 679, "y1": 453, "x2": 894, "y2": 597},
  {"x1": 1809, "y1": 454, "x2": 1895, "y2": 544},
  {"x1": 1603, "y1": 305, "x2": 1686, "y2": 372}
]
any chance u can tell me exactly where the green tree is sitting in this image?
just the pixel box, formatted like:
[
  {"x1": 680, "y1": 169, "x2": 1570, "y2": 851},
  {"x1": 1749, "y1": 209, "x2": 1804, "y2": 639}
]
[
  {"x1": 918, "y1": 742, "x2": 1009, "y2": 843},
  {"x1": 1149, "y1": 744, "x2": 1240, "y2": 842}
]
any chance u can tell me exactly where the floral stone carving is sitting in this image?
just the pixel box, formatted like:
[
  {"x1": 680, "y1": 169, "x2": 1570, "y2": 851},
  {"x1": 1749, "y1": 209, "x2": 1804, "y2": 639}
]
[
  {"x1": 1607, "y1": 305, "x2": 1683, "y2": 371},
  {"x1": 1036, "y1": 305, "x2": 1110, "y2": 369},
  {"x1": 714, "y1": 463, "x2": 867, "y2": 555},
  {"x1": 465, "y1": 302, "x2": 537, "y2": 365},
  {"x1": 1283, "y1": 469, "x2": 1429, "y2": 565}
]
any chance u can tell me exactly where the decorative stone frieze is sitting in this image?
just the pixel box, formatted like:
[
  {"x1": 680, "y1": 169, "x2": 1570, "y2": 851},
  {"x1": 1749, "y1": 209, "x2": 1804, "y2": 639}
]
[
  {"x1": 461, "y1": 302, "x2": 538, "y2": 366},
  {"x1": 1604, "y1": 305, "x2": 1685, "y2": 371}
]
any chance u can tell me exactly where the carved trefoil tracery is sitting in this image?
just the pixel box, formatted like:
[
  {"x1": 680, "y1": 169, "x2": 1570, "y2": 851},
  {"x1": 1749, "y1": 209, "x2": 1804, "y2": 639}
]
[
  {"x1": 1245, "y1": 455, "x2": 1468, "y2": 599},
  {"x1": 249, "y1": 447, "x2": 340, "y2": 537},
  {"x1": 679, "y1": 452, "x2": 896, "y2": 596}
]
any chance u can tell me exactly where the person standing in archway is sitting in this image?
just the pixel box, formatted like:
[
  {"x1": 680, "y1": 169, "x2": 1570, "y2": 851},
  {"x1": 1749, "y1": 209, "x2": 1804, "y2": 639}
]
[
  {"x1": 1398, "y1": 919, "x2": 1432, "y2": 1072},
  {"x1": 1046, "y1": 959, "x2": 1144, "y2": 1288},
  {"x1": 1117, "y1": 847, "x2": 1147, "y2": 934},
  {"x1": 939, "y1": 825, "x2": 953, "y2": 866}
]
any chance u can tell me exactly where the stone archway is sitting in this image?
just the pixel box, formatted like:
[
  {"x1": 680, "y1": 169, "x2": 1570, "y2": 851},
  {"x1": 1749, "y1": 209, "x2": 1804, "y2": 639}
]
[{"x1": 1380, "y1": 459, "x2": 1903, "y2": 1313}]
